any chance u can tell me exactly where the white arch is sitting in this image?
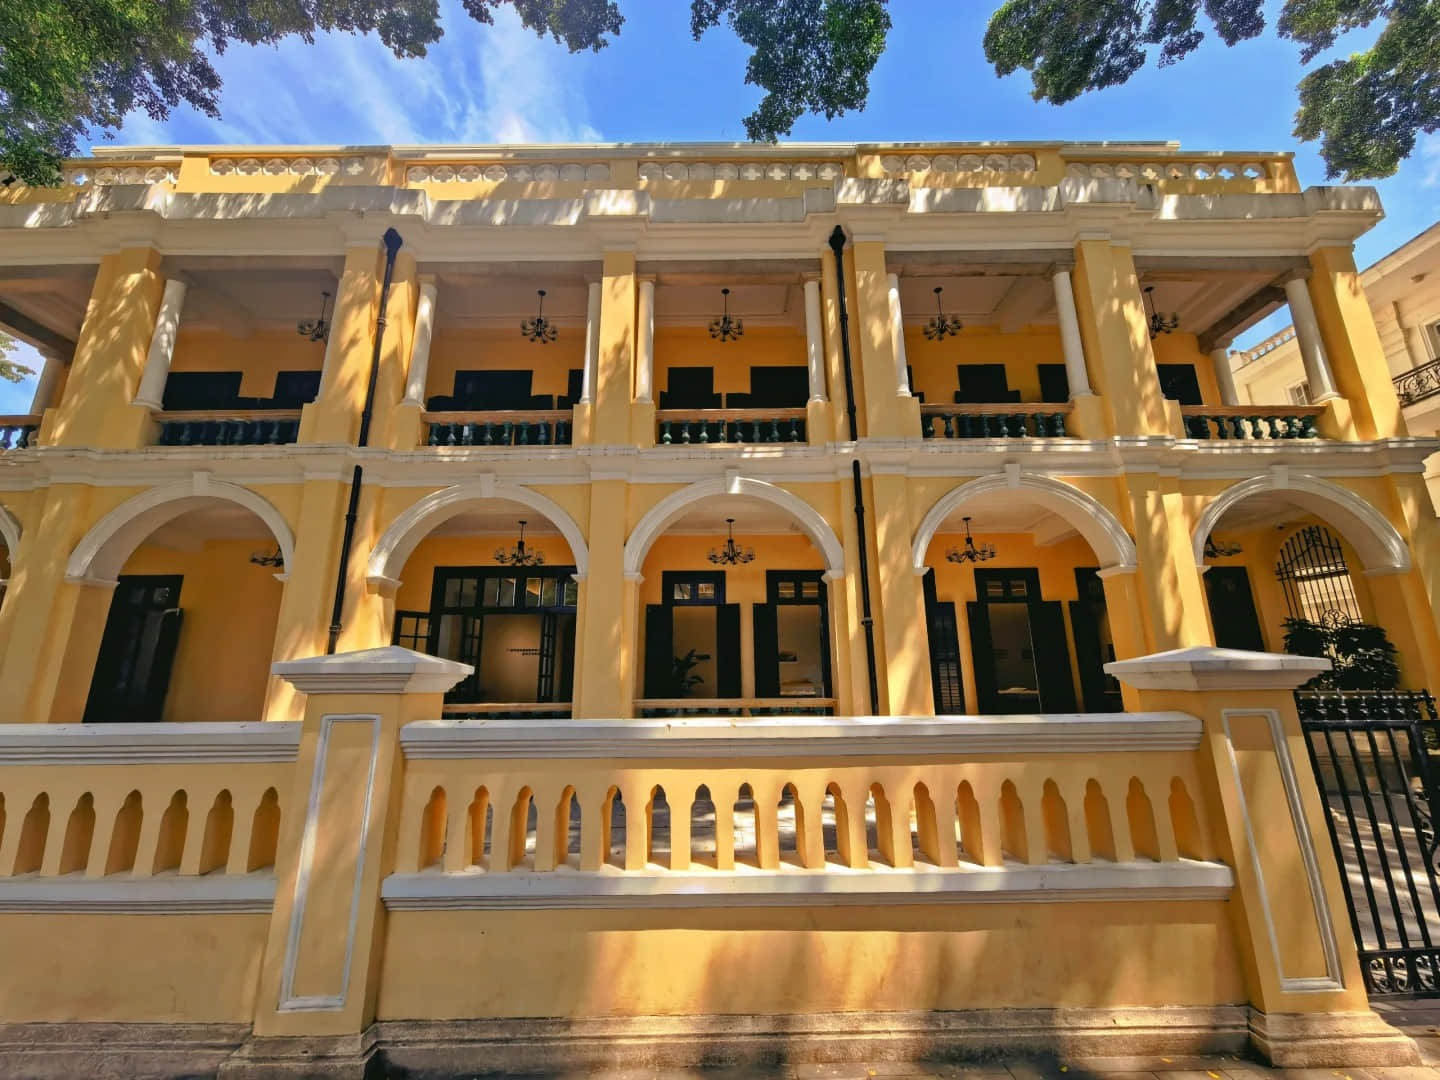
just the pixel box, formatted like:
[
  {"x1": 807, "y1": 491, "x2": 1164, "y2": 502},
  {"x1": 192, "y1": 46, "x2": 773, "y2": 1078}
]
[
  {"x1": 0, "y1": 503, "x2": 19, "y2": 556},
  {"x1": 911, "y1": 473, "x2": 1138, "y2": 574},
  {"x1": 624, "y1": 476, "x2": 846, "y2": 579},
  {"x1": 1193, "y1": 472, "x2": 1410, "y2": 573},
  {"x1": 65, "y1": 477, "x2": 296, "y2": 584},
  {"x1": 368, "y1": 479, "x2": 590, "y2": 587}
]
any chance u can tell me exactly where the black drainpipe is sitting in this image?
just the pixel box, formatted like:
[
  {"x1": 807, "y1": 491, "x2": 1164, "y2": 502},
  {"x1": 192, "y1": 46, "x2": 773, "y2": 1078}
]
[
  {"x1": 827, "y1": 225, "x2": 881, "y2": 715},
  {"x1": 326, "y1": 227, "x2": 404, "y2": 654}
]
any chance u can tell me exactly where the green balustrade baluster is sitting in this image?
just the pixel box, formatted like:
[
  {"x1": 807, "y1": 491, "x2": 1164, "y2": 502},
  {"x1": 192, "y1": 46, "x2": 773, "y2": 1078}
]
[
  {"x1": 502, "y1": 421, "x2": 514, "y2": 445},
  {"x1": 1229, "y1": 416, "x2": 1248, "y2": 439},
  {"x1": 1265, "y1": 416, "x2": 1283, "y2": 439},
  {"x1": 1299, "y1": 414, "x2": 1319, "y2": 438},
  {"x1": 481, "y1": 422, "x2": 495, "y2": 445},
  {"x1": 661, "y1": 420, "x2": 673, "y2": 444},
  {"x1": 788, "y1": 418, "x2": 800, "y2": 442}
]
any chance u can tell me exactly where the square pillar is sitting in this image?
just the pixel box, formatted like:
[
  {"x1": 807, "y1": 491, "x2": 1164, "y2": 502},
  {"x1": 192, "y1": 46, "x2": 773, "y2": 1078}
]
[
  {"x1": 574, "y1": 478, "x2": 632, "y2": 717},
  {"x1": 299, "y1": 245, "x2": 381, "y2": 446},
  {"x1": 48, "y1": 247, "x2": 166, "y2": 450},
  {"x1": 850, "y1": 240, "x2": 921, "y2": 439},
  {"x1": 870, "y1": 472, "x2": 933, "y2": 716},
  {"x1": 1125, "y1": 472, "x2": 1214, "y2": 652},
  {"x1": 1107, "y1": 647, "x2": 1417, "y2": 1066},
  {"x1": 592, "y1": 251, "x2": 636, "y2": 447},
  {"x1": 1070, "y1": 239, "x2": 1172, "y2": 438},
  {"x1": 1307, "y1": 246, "x2": 1407, "y2": 439},
  {"x1": 241, "y1": 648, "x2": 469, "y2": 1070}
]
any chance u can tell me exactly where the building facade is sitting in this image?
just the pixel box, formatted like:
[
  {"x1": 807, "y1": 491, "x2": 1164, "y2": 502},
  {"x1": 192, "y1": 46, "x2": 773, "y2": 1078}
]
[{"x1": 0, "y1": 143, "x2": 1437, "y2": 1075}]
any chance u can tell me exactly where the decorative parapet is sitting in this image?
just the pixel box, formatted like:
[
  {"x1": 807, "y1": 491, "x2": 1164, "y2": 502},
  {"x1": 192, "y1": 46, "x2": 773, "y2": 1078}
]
[
  {"x1": 879, "y1": 151, "x2": 1038, "y2": 177},
  {"x1": 404, "y1": 161, "x2": 611, "y2": 183},
  {"x1": 61, "y1": 163, "x2": 177, "y2": 187},
  {"x1": 1235, "y1": 326, "x2": 1299, "y2": 368},
  {"x1": 208, "y1": 155, "x2": 365, "y2": 179},
  {"x1": 637, "y1": 160, "x2": 844, "y2": 182}
]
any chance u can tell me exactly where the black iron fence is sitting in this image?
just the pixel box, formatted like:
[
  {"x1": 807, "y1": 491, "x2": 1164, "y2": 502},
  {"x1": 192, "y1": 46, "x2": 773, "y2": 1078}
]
[{"x1": 1297, "y1": 689, "x2": 1440, "y2": 997}]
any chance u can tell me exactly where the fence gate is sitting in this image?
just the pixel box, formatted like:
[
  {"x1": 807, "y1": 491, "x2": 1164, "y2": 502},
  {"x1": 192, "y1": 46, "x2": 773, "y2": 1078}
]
[{"x1": 1298, "y1": 690, "x2": 1440, "y2": 997}]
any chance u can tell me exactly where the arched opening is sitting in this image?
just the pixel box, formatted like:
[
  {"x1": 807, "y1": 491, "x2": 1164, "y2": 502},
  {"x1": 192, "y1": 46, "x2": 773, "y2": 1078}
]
[
  {"x1": 59, "y1": 793, "x2": 95, "y2": 875},
  {"x1": 645, "y1": 786, "x2": 669, "y2": 867},
  {"x1": 105, "y1": 790, "x2": 143, "y2": 875},
  {"x1": 691, "y1": 784, "x2": 718, "y2": 869},
  {"x1": 152, "y1": 790, "x2": 188, "y2": 874},
  {"x1": 247, "y1": 788, "x2": 280, "y2": 872},
  {"x1": 199, "y1": 791, "x2": 234, "y2": 874},
  {"x1": 65, "y1": 485, "x2": 293, "y2": 723},
  {"x1": 419, "y1": 787, "x2": 447, "y2": 871},
  {"x1": 632, "y1": 484, "x2": 842, "y2": 718},
  {"x1": 383, "y1": 493, "x2": 584, "y2": 720},
  {"x1": 917, "y1": 477, "x2": 1135, "y2": 715},
  {"x1": 1195, "y1": 474, "x2": 1424, "y2": 688}
]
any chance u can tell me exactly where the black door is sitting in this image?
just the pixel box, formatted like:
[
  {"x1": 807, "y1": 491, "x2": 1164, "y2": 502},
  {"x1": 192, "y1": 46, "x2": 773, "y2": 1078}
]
[
  {"x1": 967, "y1": 569, "x2": 1076, "y2": 715},
  {"x1": 1205, "y1": 566, "x2": 1267, "y2": 651},
  {"x1": 1069, "y1": 568, "x2": 1123, "y2": 712},
  {"x1": 1157, "y1": 363, "x2": 1203, "y2": 405},
  {"x1": 643, "y1": 604, "x2": 675, "y2": 697},
  {"x1": 923, "y1": 573, "x2": 966, "y2": 713},
  {"x1": 716, "y1": 604, "x2": 742, "y2": 698},
  {"x1": 84, "y1": 575, "x2": 184, "y2": 723}
]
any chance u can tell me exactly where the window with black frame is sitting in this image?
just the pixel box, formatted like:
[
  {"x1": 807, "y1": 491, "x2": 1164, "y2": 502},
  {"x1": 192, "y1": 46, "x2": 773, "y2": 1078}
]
[
  {"x1": 754, "y1": 571, "x2": 831, "y2": 699},
  {"x1": 392, "y1": 566, "x2": 578, "y2": 704}
]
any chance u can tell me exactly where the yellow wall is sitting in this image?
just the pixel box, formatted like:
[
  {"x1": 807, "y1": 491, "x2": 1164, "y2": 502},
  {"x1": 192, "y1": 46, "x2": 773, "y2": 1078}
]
[
  {"x1": 169, "y1": 328, "x2": 323, "y2": 399},
  {"x1": 426, "y1": 329, "x2": 583, "y2": 406},
  {"x1": 904, "y1": 326, "x2": 1063, "y2": 404},
  {"x1": 1151, "y1": 332, "x2": 1221, "y2": 405},
  {"x1": 651, "y1": 326, "x2": 809, "y2": 400},
  {"x1": 119, "y1": 539, "x2": 284, "y2": 723}
]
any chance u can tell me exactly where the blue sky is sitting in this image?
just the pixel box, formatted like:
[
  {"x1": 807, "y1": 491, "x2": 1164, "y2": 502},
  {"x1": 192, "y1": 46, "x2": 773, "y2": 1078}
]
[{"x1": 4, "y1": 0, "x2": 1437, "y2": 413}]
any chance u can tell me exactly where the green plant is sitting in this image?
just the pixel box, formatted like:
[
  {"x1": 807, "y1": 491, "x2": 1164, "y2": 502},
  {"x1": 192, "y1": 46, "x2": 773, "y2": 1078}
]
[
  {"x1": 1283, "y1": 616, "x2": 1401, "y2": 691},
  {"x1": 668, "y1": 649, "x2": 708, "y2": 698}
]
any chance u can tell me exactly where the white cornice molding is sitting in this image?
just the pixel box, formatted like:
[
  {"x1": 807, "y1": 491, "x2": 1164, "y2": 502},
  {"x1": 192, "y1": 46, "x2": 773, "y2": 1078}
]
[
  {"x1": 273, "y1": 646, "x2": 472, "y2": 695},
  {"x1": 0, "y1": 875, "x2": 275, "y2": 914},
  {"x1": 0, "y1": 721, "x2": 300, "y2": 765},
  {"x1": 381, "y1": 860, "x2": 1234, "y2": 910},
  {"x1": 398, "y1": 712, "x2": 1202, "y2": 760},
  {"x1": 1107, "y1": 647, "x2": 1331, "y2": 692}
]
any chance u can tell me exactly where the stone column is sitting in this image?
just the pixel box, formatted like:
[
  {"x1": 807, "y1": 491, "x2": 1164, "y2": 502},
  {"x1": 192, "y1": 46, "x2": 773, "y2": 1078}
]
[
  {"x1": 28, "y1": 350, "x2": 65, "y2": 415},
  {"x1": 574, "y1": 478, "x2": 631, "y2": 717},
  {"x1": 242, "y1": 648, "x2": 469, "y2": 1069},
  {"x1": 402, "y1": 278, "x2": 437, "y2": 407},
  {"x1": 634, "y1": 277, "x2": 655, "y2": 404},
  {"x1": 299, "y1": 245, "x2": 381, "y2": 445},
  {"x1": 851, "y1": 240, "x2": 920, "y2": 438},
  {"x1": 132, "y1": 278, "x2": 187, "y2": 410},
  {"x1": 1107, "y1": 648, "x2": 1415, "y2": 1066},
  {"x1": 803, "y1": 277, "x2": 826, "y2": 403},
  {"x1": 886, "y1": 273, "x2": 912, "y2": 397},
  {"x1": 1052, "y1": 268, "x2": 1092, "y2": 397},
  {"x1": 580, "y1": 281, "x2": 601, "y2": 405},
  {"x1": 1211, "y1": 345, "x2": 1240, "y2": 406},
  {"x1": 870, "y1": 471, "x2": 934, "y2": 716},
  {"x1": 1284, "y1": 277, "x2": 1340, "y2": 404}
]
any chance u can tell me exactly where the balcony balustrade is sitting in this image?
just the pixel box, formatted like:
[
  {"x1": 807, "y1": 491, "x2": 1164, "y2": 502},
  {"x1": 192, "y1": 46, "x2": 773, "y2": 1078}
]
[
  {"x1": 0, "y1": 415, "x2": 39, "y2": 450},
  {"x1": 154, "y1": 409, "x2": 301, "y2": 447},
  {"x1": 1394, "y1": 358, "x2": 1440, "y2": 408},
  {"x1": 1181, "y1": 406, "x2": 1322, "y2": 440},
  {"x1": 656, "y1": 409, "x2": 808, "y2": 446},
  {"x1": 441, "y1": 702, "x2": 573, "y2": 720},
  {"x1": 919, "y1": 403, "x2": 1071, "y2": 439},
  {"x1": 424, "y1": 410, "x2": 573, "y2": 448},
  {"x1": 634, "y1": 697, "x2": 837, "y2": 718}
]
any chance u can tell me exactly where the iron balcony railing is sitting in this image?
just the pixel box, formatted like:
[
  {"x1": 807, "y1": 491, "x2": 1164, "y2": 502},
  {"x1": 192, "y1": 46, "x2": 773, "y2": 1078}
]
[
  {"x1": 1395, "y1": 358, "x2": 1440, "y2": 408},
  {"x1": 424, "y1": 409, "x2": 573, "y2": 447},
  {"x1": 1181, "y1": 405, "x2": 1323, "y2": 440},
  {"x1": 154, "y1": 409, "x2": 302, "y2": 446},
  {"x1": 920, "y1": 402, "x2": 1071, "y2": 439}
]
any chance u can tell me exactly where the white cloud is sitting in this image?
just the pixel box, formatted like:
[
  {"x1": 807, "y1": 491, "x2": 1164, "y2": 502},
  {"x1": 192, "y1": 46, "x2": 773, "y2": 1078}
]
[{"x1": 97, "y1": 1, "x2": 601, "y2": 149}]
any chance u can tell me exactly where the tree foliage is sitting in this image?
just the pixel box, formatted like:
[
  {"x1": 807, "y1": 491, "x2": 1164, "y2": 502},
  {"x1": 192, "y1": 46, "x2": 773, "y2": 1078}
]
[
  {"x1": 0, "y1": 335, "x2": 35, "y2": 384},
  {"x1": 0, "y1": 0, "x2": 885, "y2": 187},
  {"x1": 1283, "y1": 616, "x2": 1402, "y2": 691},
  {"x1": 983, "y1": 0, "x2": 1440, "y2": 180}
]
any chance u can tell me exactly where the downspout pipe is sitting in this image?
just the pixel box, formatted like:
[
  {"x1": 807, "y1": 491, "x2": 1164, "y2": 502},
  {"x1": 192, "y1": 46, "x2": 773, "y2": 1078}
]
[
  {"x1": 326, "y1": 227, "x2": 404, "y2": 655},
  {"x1": 827, "y1": 225, "x2": 881, "y2": 715}
]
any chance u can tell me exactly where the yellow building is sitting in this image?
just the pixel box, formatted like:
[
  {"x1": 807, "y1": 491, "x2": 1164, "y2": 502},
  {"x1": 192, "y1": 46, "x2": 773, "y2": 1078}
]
[{"x1": 0, "y1": 142, "x2": 1437, "y2": 1076}]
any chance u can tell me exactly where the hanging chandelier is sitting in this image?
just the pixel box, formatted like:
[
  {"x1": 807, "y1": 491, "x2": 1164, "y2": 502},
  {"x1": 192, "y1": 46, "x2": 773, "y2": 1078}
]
[
  {"x1": 249, "y1": 547, "x2": 284, "y2": 569},
  {"x1": 297, "y1": 290, "x2": 332, "y2": 343},
  {"x1": 707, "y1": 518, "x2": 755, "y2": 565},
  {"x1": 945, "y1": 517, "x2": 996, "y2": 564},
  {"x1": 1204, "y1": 534, "x2": 1243, "y2": 558},
  {"x1": 520, "y1": 289, "x2": 558, "y2": 344},
  {"x1": 923, "y1": 286, "x2": 963, "y2": 341},
  {"x1": 708, "y1": 288, "x2": 744, "y2": 342},
  {"x1": 1143, "y1": 285, "x2": 1179, "y2": 339},
  {"x1": 494, "y1": 520, "x2": 545, "y2": 566}
]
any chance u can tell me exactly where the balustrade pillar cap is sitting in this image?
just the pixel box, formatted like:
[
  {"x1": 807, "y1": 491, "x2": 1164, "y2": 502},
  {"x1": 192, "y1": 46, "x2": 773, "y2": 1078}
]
[
  {"x1": 1106, "y1": 646, "x2": 1330, "y2": 692},
  {"x1": 272, "y1": 646, "x2": 473, "y2": 695}
]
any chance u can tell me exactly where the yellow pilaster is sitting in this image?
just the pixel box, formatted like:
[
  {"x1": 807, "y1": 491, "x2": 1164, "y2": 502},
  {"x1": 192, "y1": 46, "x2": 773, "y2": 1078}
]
[
  {"x1": 1307, "y1": 246, "x2": 1406, "y2": 440},
  {"x1": 820, "y1": 244, "x2": 857, "y2": 443},
  {"x1": 850, "y1": 240, "x2": 921, "y2": 439},
  {"x1": 369, "y1": 252, "x2": 419, "y2": 452},
  {"x1": 592, "y1": 252, "x2": 636, "y2": 447},
  {"x1": 0, "y1": 484, "x2": 100, "y2": 722},
  {"x1": 836, "y1": 477, "x2": 880, "y2": 715},
  {"x1": 1125, "y1": 473, "x2": 1213, "y2": 652},
  {"x1": 870, "y1": 472, "x2": 934, "y2": 715},
  {"x1": 1071, "y1": 239, "x2": 1171, "y2": 438},
  {"x1": 574, "y1": 478, "x2": 631, "y2": 717},
  {"x1": 48, "y1": 247, "x2": 165, "y2": 450},
  {"x1": 299, "y1": 245, "x2": 380, "y2": 446}
]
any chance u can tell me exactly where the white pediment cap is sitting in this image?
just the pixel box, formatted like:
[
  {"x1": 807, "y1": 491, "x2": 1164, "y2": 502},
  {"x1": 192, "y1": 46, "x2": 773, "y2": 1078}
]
[
  {"x1": 272, "y1": 646, "x2": 473, "y2": 695},
  {"x1": 1106, "y1": 647, "x2": 1331, "y2": 692}
]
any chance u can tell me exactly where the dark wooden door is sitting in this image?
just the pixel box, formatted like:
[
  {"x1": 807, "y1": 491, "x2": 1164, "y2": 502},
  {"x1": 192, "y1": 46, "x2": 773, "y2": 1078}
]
[
  {"x1": 923, "y1": 573, "x2": 966, "y2": 713},
  {"x1": 752, "y1": 603, "x2": 781, "y2": 698},
  {"x1": 1205, "y1": 566, "x2": 1267, "y2": 651},
  {"x1": 643, "y1": 604, "x2": 674, "y2": 698},
  {"x1": 716, "y1": 604, "x2": 742, "y2": 698},
  {"x1": 84, "y1": 575, "x2": 184, "y2": 723}
]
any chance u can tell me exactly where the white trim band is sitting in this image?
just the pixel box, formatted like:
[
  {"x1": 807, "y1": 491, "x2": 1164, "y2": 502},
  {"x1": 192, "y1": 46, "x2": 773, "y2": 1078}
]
[
  {"x1": 399, "y1": 712, "x2": 1202, "y2": 759},
  {"x1": 381, "y1": 860, "x2": 1234, "y2": 910},
  {"x1": 0, "y1": 721, "x2": 301, "y2": 765},
  {"x1": 0, "y1": 874, "x2": 275, "y2": 914}
]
